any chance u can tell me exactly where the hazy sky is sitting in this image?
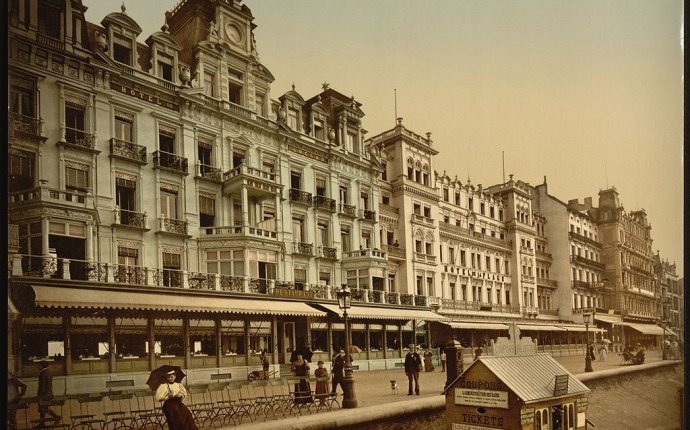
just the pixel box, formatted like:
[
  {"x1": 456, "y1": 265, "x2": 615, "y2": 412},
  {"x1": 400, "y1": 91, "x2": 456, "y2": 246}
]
[{"x1": 85, "y1": 1, "x2": 684, "y2": 275}]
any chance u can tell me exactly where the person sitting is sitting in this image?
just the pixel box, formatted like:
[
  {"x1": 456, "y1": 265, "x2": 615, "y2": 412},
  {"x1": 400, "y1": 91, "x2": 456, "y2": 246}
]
[{"x1": 634, "y1": 348, "x2": 645, "y2": 365}]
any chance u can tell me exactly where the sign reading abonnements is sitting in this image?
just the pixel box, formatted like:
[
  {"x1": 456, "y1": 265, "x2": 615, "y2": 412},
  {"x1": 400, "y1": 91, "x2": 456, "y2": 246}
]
[
  {"x1": 452, "y1": 424, "x2": 498, "y2": 430},
  {"x1": 454, "y1": 388, "x2": 509, "y2": 409}
]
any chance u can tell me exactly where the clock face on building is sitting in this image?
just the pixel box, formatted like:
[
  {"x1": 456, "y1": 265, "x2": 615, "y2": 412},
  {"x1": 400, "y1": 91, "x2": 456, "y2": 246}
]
[{"x1": 225, "y1": 24, "x2": 243, "y2": 45}]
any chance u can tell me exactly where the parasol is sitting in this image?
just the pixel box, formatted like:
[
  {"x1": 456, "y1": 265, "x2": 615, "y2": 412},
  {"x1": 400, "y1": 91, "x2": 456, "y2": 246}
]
[
  {"x1": 146, "y1": 365, "x2": 186, "y2": 391},
  {"x1": 601, "y1": 339, "x2": 611, "y2": 344},
  {"x1": 348, "y1": 345, "x2": 362, "y2": 353}
]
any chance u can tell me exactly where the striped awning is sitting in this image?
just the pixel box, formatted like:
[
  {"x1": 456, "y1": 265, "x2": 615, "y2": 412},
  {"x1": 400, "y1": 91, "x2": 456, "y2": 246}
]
[
  {"x1": 445, "y1": 322, "x2": 510, "y2": 330},
  {"x1": 29, "y1": 285, "x2": 325, "y2": 317},
  {"x1": 621, "y1": 322, "x2": 673, "y2": 336},
  {"x1": 315, "y1": 303, "x2": 446, "y2": 321}
]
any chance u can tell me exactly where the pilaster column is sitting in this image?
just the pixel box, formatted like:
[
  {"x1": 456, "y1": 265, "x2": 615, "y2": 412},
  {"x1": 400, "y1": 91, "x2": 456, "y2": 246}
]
[
  {"x1": 63, "y1": 316, "x2": 72, "y2": 376},
  {"x1": 108, "y1": 315, "x2": 116, "y2": 373},
  {"x1": 241, "y1": 186, "x2": 249, "y2": 227},
  {"x1": 183, "y1": 317, "x2": 190, "y2": 369},
  {"x1": 148, "y1": 318, "x2": 155, "y2": 371}
]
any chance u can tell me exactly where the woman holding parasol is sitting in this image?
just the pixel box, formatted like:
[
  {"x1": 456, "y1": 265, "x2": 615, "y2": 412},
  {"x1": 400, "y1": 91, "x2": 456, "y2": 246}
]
[{"x1": 148, "y1": 366, "x2": 198, "y2": 430}]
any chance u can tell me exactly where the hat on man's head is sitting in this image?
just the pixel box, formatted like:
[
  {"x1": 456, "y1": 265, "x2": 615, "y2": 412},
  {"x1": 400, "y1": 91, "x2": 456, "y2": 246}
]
[{"x1": 39, "y1": 360, "x2": 49, "y2": 368}]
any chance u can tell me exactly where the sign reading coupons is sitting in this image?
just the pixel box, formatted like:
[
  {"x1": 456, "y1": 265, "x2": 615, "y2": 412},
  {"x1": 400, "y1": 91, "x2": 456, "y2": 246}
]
[{"x1": 454, "y1": 388, "x2": 509, "y2": 409}]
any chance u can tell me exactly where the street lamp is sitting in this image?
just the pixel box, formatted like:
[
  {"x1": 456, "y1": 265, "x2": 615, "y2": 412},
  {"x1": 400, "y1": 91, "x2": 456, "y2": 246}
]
[
  {"x1": 337, "y1": 284, "x2": 358, "y2": 408},
  {"x1": 583, "y1": 311, "x2": 593, "y2": 372}
]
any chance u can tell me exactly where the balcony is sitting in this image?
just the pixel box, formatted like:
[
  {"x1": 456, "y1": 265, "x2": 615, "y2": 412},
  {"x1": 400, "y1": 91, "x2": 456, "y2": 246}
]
[
  {"x1": 385, "y1": 245, "x2": 405, "y2": 260},
  {"x1": 339, "y1": 203, "x2": 357, "y2": 217},
  {"x1": 342, "y1": 248, "x2": 387, "y2": 261},
  {"x1": 223, "y1": 165, "x2": 279, "y2": 198},
  {"x1": 293, "y1": 242, "x2": 314, "y2": 257},
  {"x1": 9, "y1": 187, "x2": 90, "y2": 208},
  {"x1": 153, "y1": 151, "x2": 188, "y2": 175},
  {"x1": 360, "y1": 209, "x2": 376, "y2": 221},
  {"x1": 199, "y1": 224, "x2": 277, "y2": 240},
  {"x1": 64, "y1": 127, "x2": 95, "y2": 150},
  {"x1": 113, "y1": 209, "x2": 148, "y2": 229},
  {"x1": 9, "y1": 112, "x2": 43, "y2": 140},
  {"x1": 521, "y1": 274, "x2": 535, "y2": 284},
  {"x1": 440, "y1": 299, "x2": 521, "y2": 314},
  {"x1": 570, "y1": 254, "x2": 605, "y2": 270},
  {"x1": 537, "y1": 278, "x2": 558, "y2": 288},
  {"x1": 317, "y1": 246, "x2": 338, "y2": 260},
  {"x1": 197, "y1": 163, "x2": 223, "y2": 182},
  {"x1": 313, "y1": 195, "x2": 336, "y2": 211},
  {"x1": 159, "y1": 217, "x2": 188, "y2": 236},
  {"x1": 520, "y1": 246, "x2": 534, "y2": 256},
  {"x1": 289, "y1": 189, "x2": 313, "y2": 205},
  {"x1": 110, "y1": 139, "x2": 147, "y2": 164},
  {"x1": 568, "y1": 231, "x2": 601, "y2": 247},
  {"x1": 571, "y1": 280, "x2": 594, "y2": 290},
  {"x1": 379, "y1": 204, "x2": 399, "y2": 217},
  {"x1": 414, "y1": 253, "x2": 437, "y2": 264},
  {"x1": 36, "y1": 33, "x2": 65, "y2": 50},
  {"x1": 411, "y1": 214, "x2": 434, "y2": 226}
]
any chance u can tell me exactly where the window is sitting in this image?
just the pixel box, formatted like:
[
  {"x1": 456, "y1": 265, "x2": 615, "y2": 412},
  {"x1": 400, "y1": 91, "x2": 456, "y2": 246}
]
[
  {"x1": 113, "y1": 35, "x2": 132, "y2": 65},
  {"x1": 9, "y1": 149, "x2": 34, "y2": 192},
  {"x1": 450, "y1": 283, "x2": 456, "y2": 300},
  {"x1": 347, "y1": 132, "x2": 357, "y2": 153},
  {"x1": 313, "y1": 118, "x2": 324, "y2": 140},
  {"x1": 443, "y1": 188, "x2": 449, "y2": 201},
  {"x1": 480, "y1": 202, "x2": 485, "y2": 215},
  {"x1": 422, "y1": 165, "x2": 429, "y2": 186},
  {"x1": 317, "y1": 221, "x2": 329, "y2": 247},
  {"x1": 233, "y1": 150, "x2": 245, "y2": 168},
  {"x1": 199, "y1": 195, "x2": 215, "y2": 227},
  {"x1": 382, "y1": 195, "x2": 390, "y2": 205},
  {"x1": 455, "y1": 192, "x2": 460, "y2": 205},
  {"x1": 206, "y1": 250, "x2": 244, "y2": 275},
  {"x1": 255, "y1": 92, "x2": 266, "y2": 117},
  {"x1": 413, "y1": 203, "x2": 421, "y2": 215},
  {"x1": 160, "y1": 190, "x2": 178, "y2": 219},
  {"x1": 347, "y1": 269, "x2": 369, "y2": 289},
  {"x1": 262, "y1": 157, "x2": 275, "y2": 172},
  {"x1": 423, "y1": 206, "x2": 431, "y2": 218},
  {"x1": 498, "y1": 209, "x2": 504, "y2": 221},
  {"x1": 361, "y1": 192, "x2": 370, "y2": 210},
  {"x1": 290, "y1": 170, "x2": 301, "y2": 190},
  {"x1": 341, "y1": 227, "x2": 351, "y2": 253},
  {"x1": 407, "y1": 159, "x2": 414, "y2": 179},
  {"x1": 115, "y1": 176, "x2": 136, "y2": 218},
  {"x1": 117, "y1": 247, "x2": 138, "y2": 266},
  {"x1": 460, "y1": 250, "x2": 466, "y2": 266},
  {"x1": 486, "y1": 256, "x2": 491, "y2": 271},
  {"x1": 65, "y1": 101, "x2": 86, "y2": 144},
  {"x1": 162, "y1": 252, "x2": 182, "y2": 288},
  {"x1": 198, "y1": 140, "x2": 213, "y2": 171},
  {"x1": 292, "y1": 218, "x2": 304, "y2": 243},
  {"x1": 339, "y1": 186, "x2": 349, "y2": 204},
  {"x1": 204, "y1": 72, "x2": 215, "y2": 97},
  {"x1": 468, "y1": 197, "x2": 473, "y2": 211},
  {"x1": 158, "y1": 56, "x2": 173, "y2": 81},
  {"x1": 159, "y1": 126, "x2": 176, "y2": 153},
  {"x1": 381, "y1": 161, "x2": 387, "y2": 181},
  {"x1": 362, "y1": 230, "x2": 371, "y2": 249},
  {"x1": 316, "y1": 178, "x2": 327, "y2": 197},
  {"x1": 287, "y1": 108, "x2": 299, "y2": 130},
  {"x1": 228, "y1": 69, "x2": 243, "y2": 105},
  {"x1": 65, "y1": 163, "x2": 89, "y2": 191},
  {"x1": 10, "y1": 80, "x2": 35, "y2": 117},
  {"x1": 37, "y1": 0, "x2": 60, "y2": 38},
  {"x1": 115, "y1": 112, "x2": 134, "y2": 142},
  {"x1": 490, "y1": 206, "x2": 495, "y2": 218}
]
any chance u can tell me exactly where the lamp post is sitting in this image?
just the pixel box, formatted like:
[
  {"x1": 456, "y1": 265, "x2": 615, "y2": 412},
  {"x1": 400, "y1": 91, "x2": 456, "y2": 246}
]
[
  {"x1": 337, "y1": 284, "x2": 358, "y2": 408},
  {"x1": 583, "y1": 311, "x2": 593, "y2": 372}
]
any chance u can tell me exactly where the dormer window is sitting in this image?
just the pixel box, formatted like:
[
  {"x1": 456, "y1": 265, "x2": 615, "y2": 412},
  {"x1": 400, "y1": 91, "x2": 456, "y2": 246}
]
[
  {"x1": 287, "y1": 108, "x2": 299, "y2": 130},
  {"x1": 347, "y1": 132, "x2": 358, "y2": 154},
  {"x1": 157, "y1": 54, "x2": 174, "y2": 82},
  {"x1": 38, "y1": 0, "x2": 61, "y2": 39},
  {"x1": 313, "y1": 118, "x2": 324, "y2": 140},
  {"x1": 113, "y1": 34, "x2": 133, "y2": 65},
  {"x1": 255, "y1": 92, "x2": 266, "y2": 116},
  {"x1": 204, "y1": 72, "x2": 215, "y2": 97}
]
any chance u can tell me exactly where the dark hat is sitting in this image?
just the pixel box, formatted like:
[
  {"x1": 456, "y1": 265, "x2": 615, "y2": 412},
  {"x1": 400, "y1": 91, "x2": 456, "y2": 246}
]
[{"x1": 39, "y1": 360, "x2": 49, "y2": 368}]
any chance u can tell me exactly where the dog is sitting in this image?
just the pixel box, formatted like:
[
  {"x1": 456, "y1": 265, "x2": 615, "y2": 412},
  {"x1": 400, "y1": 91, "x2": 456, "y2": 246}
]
[{"x1": 390, "y1": 380, "x2": 399, "y2": 394}]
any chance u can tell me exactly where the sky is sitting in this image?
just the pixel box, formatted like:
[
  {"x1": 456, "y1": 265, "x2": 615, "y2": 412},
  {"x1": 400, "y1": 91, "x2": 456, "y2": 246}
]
[{"x1": 85, "y1": 0, "x2": 684, "y2": 276}]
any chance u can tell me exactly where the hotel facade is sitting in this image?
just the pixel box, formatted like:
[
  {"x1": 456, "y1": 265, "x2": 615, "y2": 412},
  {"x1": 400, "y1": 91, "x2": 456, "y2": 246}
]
[{"x1": 7, "y1": 0, "x2": 680, "y2": 393}]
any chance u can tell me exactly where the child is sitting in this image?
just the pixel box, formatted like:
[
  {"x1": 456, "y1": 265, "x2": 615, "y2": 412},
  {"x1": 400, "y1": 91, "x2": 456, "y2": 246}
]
[{"x1": 314, "y1": 360, "x2": 329, "y2": 405}]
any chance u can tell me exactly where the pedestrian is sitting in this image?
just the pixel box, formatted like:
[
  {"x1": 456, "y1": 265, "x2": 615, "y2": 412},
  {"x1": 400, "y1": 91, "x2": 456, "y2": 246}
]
[
  {"x1": 37, "y1": 361, "x2": 60, "y2": 425},
  {"x1": 331, "y1": 349, "x2": 346, "y2": 395},
  {"x1": 588, "y1": 345, "x2": 596, "y2": 361},
  {"x1": 404, "y1": 345, "x2": 422, "y2": 395},
  {"x1": 291, "y1": 354, "x2": 313, "y2": 404},
  {"x1": 260, "y1": 350, "x2": 270, "y2": 379},
  {"x1": 155, "y1": 370, "x2": 198, "y2": 430},
  {"x1": 314, "y1": 360, "x2": 329, "y2": 406},
  {"x1": 440, "y1": 351, "x2": 447, "y2": 372},
  {"x1": 474, "y1": 345, "x2": 483, "y2": 361},
  {"x1": 423, "y1": 349, "x2": 434, "y2": 372},
  {"x1": 8, "y1": 372, "x2": 27, "y2": 430},
  {"x1": 598, "y1": 344, "x2": 607, "y2": 362}
]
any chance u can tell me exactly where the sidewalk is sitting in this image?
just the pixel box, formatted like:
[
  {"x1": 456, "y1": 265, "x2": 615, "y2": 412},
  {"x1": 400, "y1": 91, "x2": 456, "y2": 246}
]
[{"x1": 227, "y1": 349, "x2": 666, "y2": 429}]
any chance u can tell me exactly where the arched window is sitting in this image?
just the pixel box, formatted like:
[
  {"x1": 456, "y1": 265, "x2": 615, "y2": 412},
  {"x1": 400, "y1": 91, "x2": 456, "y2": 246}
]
[
  {"x1": 422, "y1": 164, "x2": 429, "y2": 186},
  {"x1": 414, "y1": 161, "x2": 421, "y2": 183},
  {"x1": 407, "y1": 158, "x2": 414, "y2": 179}
]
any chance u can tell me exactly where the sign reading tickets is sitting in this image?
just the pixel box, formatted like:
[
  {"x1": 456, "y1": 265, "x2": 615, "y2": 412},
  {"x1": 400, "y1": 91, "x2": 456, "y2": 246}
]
[
  {"x1": 455, "y1": 388, "x2": 509, "y2": 409},
  {"x1": 452, "y1": 424, "x2": 498, "y2": 430}
]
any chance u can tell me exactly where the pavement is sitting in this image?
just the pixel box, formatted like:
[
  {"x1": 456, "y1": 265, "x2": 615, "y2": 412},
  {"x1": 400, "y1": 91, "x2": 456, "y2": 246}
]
[{"x1": 226, "y1": 348, "x2": 668, "y2": 429}]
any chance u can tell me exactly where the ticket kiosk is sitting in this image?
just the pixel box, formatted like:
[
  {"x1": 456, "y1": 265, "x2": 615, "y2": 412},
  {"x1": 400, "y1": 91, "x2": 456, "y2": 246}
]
[{"x1": 444, "y1": 325, "x2": 591, "y2": 430}]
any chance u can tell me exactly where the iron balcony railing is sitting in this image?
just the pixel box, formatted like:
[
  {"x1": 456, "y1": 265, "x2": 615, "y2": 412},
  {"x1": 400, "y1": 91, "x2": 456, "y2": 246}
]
[
  {"x1": 159, "y1": 217, "x2": 188, "y2": 235},
  {"x1": 115, "y1": 209, "x2": 147, "y2": 229},
  {"x1": 293, "y1": 242, "x2": 314, "y2": 256},
  {"x1": 198, "y1": 164, "x2": 223, "y2": 181},
  {"x1": 153, "y1": 151, "x2": 188, "y2": 174},
  {"x1": 570, "y1": 254, "x2": 605, "y2": 270},
  {"x1": 313, "y1": 195, "x2": 336, "y2": 211},
  {"x1": 110, "y1": 138, "x2": 147, "y2": 163},
  {"x1": 360, "y1": 209, "x2": 376, "y2": 220},
  {"x1": 289, "y1": 189, "x2": 313, "y2": 205},
  {"x1": 9, "y1": 112, "x2": 42, "y2": 138},
  {"x1": 65, "y1": 127, "x2": 95, "y2": 149},
  {"x1": 317, "y1": 246, "x2": 338, "y2": 259},
  {"x1": 339, "y1": 203, "x2": 357, "y2": 217}
]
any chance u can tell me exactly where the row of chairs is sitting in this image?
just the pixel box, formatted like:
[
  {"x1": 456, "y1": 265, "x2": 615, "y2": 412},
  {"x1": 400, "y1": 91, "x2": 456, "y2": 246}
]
[{"x1": 12, "y1": 377, "x2": 341, "y2": 430}]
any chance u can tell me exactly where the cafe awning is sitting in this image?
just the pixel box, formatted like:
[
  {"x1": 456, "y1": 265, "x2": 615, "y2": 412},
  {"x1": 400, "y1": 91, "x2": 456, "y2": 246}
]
[
  {"x1": 621, "y1": 322, "x2": 672, "y2": 336},
  {"x1": 594, "y1": 314, "x2": 623, "y2": 324},
  {"x1": 315, "y1": 303, "x2": 446, "y2": 321},
  {"x1": 517, "y1": 324, "x2": 567, "y2": 332},
  {"x1": 28, "y1": 285, "x2": 325, "y2": 317},
  {"x1": 445, "y1": 321, "x2": 510, "y2": 330},
  {"x1": 557, "y1": 325, "x2": 606, "y2": 333}
]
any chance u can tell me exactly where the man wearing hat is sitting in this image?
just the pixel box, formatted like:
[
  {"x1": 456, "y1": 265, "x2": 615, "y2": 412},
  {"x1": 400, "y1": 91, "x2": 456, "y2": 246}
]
[
  {"x1": 37, "y1": 361, "x2": 60, "y2": 424},
  {"x1": 404, "y1": 345, "x2": 422, "y2": 395}
]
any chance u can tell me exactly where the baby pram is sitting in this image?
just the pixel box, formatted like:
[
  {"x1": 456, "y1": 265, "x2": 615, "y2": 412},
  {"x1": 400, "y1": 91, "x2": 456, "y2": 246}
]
[{"x1": 247, "y1": 368, "x2": 278, "y2": 381}]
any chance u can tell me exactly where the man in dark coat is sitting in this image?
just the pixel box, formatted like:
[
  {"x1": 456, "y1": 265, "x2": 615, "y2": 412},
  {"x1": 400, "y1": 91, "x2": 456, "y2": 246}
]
[
  {"x1": 37, "y1": 361, "x2": 60, "y2": 424},
  {"x1": 404, "y1": 345, "x2": 422, "y2": 395},
  {"x1": 331, "y1": 349, "x2": 346, "y2": 395}
]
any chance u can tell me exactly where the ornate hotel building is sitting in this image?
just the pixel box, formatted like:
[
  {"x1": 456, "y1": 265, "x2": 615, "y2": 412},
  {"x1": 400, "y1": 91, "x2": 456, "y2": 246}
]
[{"x1": 7, "y1": 0, "x2": 675, "y2": 392}]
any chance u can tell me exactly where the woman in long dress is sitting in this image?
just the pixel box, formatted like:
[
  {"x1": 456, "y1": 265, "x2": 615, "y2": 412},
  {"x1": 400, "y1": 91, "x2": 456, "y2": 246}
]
[
  {"x1": 313, "y1": 360, "x2": 329, "y2": 406},
  {"x1": 291, "y1": 354, "x2": 313, "y2": 404},
  {"x1": 155, "y1": 370, "x2": 198, "y2": 430},
  {"x1": 423, "y1": 350, "x2": 435, "y2": 372}
]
